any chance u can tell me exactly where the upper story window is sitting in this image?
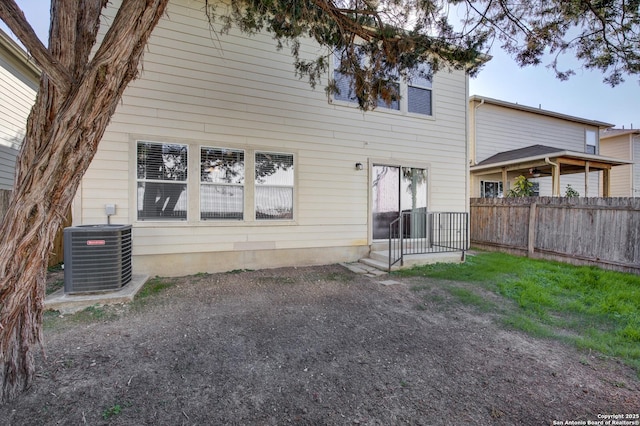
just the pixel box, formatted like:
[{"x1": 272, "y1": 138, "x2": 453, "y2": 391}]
[
  {"x1": 255, "y1": 152, "x2": 294, "y2": 220},
  {"x1": 585, "y1": 130, "x2": 597, "y2": 154},
  {"x1": 332, "y1": 50, "x2": 400, "y2": 110},
  {"x1": 332, "y1": 49, "x2": 432, "y2": 116},
  {"x1": 200, "y1": 147, "x2": 245, "y2": 220},
  {"x1": 137, "y1": 141, "x2": 188, "y2": 220},
  {"x1": 407, "y1": 70, "x2": 432, "y2": 116}
]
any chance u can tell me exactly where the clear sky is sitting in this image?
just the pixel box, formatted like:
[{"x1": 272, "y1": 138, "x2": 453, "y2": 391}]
[{"x1": 2, "y1": 1, "x2": 638, "y2": 129}]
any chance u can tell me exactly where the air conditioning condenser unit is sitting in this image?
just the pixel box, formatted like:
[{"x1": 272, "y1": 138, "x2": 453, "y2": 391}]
[{"x1": 63, "y1": 224, "x2": 132, "y2": 294}]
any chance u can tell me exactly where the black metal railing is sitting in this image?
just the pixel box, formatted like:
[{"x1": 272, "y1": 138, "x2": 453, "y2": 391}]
[{"x1": 389, "y1": 211, "x2": 468, "y2": 271}]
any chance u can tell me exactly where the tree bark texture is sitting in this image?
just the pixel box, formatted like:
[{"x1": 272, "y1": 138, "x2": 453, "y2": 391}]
[{"x1": 0, "y1": 0, "x2": 169, "y2": 402}]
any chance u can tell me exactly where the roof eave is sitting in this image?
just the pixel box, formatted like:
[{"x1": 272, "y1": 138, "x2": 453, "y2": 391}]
[
  {"x1": 469, "y1": 95, "x2": 614, "y2": 129},
  {"x1": 470, "y1": 150, "x2": 632, "y2": 172}
]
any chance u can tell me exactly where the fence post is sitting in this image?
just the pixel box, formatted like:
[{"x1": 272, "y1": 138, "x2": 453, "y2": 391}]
[{"x1": 527, "y1": 201, "x2": 537, "y2": 256}]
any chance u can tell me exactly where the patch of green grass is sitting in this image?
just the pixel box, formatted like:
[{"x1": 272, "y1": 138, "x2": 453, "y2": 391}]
[
  {"x1": 46, "y1": 280, "x2": 64, "y2": 295},
  {"x1": 324, "y1": 272, "x2": 352, "y2": 282},
  {"x1": 258, "y1": 276, "x2": 297, "y2": 285},
  {"x1": 136, "y1": 277, "x2": 175, "y2": 300},
  {"x1": 47, "y1": 263, "x2": 63, "y2": 272},
  {"x1": 74, "y1": 305, "x2": 117, "y2": 322},
  {"x1": 102, "y1": 404, "x2": 122, "y2": 420},
  {"x1": 402, "y1": 252, "x2": 640, "y2": 373},
  {"x1": 102, "y1": 400, "x2": 133, "y2": 420},
  {"x1": 446, "y1": 287, "x2": 496, "y2": 312},
  {"x1": 226, "y1": 269, "x2": 253, "y2": 274}
]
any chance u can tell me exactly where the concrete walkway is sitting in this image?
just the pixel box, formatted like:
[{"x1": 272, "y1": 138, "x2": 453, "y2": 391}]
[
  {"x1": 340, "y1": 262, "x2": 401, "y2": 286},
  {"x1": 45, "y1": 274, "x2": 149, "y2": 314}
]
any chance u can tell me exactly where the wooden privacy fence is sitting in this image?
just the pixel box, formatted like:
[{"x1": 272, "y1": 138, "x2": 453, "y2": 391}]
[
  {"x1": 470, "y1": 197, "x2": 640, "y2": 274},
  {"x1": 0, "y1": 188, "x2": 70, "y2": 267}
]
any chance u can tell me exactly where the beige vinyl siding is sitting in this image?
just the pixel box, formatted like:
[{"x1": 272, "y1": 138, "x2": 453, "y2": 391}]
[
  {"x1": 78, "y1": 0, "x2": 468, "y2": 273},
  {"x1": 0, "y1": 144, "x2": 17, "y2": 190},
  {"x1": 471, "y1": 100, "x2": 601, "y2": 196},
  {"x1": 600, "y1": 134, "x2": 632, "y2": 197},
  {"x1": 473, "y1": 102, "x2": 598, "y2": 163},
  {"x1": 0, "y1": 35, "x2": 38, "y2": 190},
  {"x1": 633, "y1": 135, "x2": 640, "y2": 196}
]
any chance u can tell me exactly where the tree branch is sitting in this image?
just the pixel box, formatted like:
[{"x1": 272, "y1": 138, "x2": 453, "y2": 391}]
[{"x1": 0, "y1": 0, "x2": 73, "y2": 93}]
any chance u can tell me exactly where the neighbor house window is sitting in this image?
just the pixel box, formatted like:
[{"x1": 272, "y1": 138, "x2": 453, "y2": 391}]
[
  {"x1": 200, "y1": 147, "x2": 245, "y2": 220},
  {"x1": 407, "y1": 65, "x2": 433, "y2": 116},
  {"x1": 137, "y1": 141, "x2": 188, "y2": 220},
  {"x1": 480, "y1": 181, "x2": 503, "y2": 198},
  {"x1": 255, "y1": 152, "x2": 294, "y2": 220},
  {"x1": 585, "y1": 130, "x2": 597, "y2": 154},
  {"x1": 531, "y1": 181, "x2": 540, "y2": 196}
]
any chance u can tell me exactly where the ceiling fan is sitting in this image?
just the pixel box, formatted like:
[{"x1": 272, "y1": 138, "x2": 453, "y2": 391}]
[{"x1": 528, "y1": 168, "x2": 552, "y2": 178}]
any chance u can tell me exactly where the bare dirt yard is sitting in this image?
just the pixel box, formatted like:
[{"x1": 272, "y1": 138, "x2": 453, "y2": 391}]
[{"x1": 1, "y1": 264, "x2": 638, "y2": 425}]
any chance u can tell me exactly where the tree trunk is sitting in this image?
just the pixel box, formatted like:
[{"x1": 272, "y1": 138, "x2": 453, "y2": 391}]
[{"x1": 0, "y1": 0, "x2": 169, "y2": 402}]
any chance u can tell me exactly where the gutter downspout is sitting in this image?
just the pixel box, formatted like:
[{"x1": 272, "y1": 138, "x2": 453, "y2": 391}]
[{"x1": 545, "y1": 157, "x2": 560, "y2": 196}]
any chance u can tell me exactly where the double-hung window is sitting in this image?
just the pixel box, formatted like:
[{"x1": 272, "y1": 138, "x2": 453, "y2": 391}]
[
  {"x1": 137, "y1": 141, "x2": 294, "y2": 222},
  {"x1": 332, "y1": 49, "x2": 400, "y2": 110},
  {"x1": 137, "y1": 141, "x2": 188, "y2": 220},
  {"x1": 332, "y1": 48, "x2": 431, "y2": 115},
  {"x1": 480, "y1": 181, "x2": 503, "y2": 198},
  {"x1": 200, "y1": 147, "x2": 245, "y2": 220},
  {"x1": 407, "y1": 66, "x2": 432, "y2": 116},
  {"x1": 255, "y1": 152, "x2": 294, "y2": 220},
  {"x1": 585, "y1": 130, "x2": 597, "y2": 154}
]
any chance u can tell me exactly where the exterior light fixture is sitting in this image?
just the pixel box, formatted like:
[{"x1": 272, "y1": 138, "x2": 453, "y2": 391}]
[{"x1": 355, "y1": 162, "x2": 364, "y2": 171}]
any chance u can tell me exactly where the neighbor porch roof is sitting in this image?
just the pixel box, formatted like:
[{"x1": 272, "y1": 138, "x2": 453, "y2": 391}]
[{"x1": 470, "y1": 144, "x2": 631, "y2": 197}]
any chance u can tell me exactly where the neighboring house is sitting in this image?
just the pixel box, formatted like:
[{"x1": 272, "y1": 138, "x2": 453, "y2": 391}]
[
  {"x1": 72, "y1": 0, "x2": 470, "y2": 277},
  {"x1": 0, "y1": 29, "x2": 39, "y2": 191},
  {"x1": 469, "y1": 95, "x2": 628, "y2": 197},
  {"x1": 599, "y1": 128, "x2": 640, "y2": 197}
]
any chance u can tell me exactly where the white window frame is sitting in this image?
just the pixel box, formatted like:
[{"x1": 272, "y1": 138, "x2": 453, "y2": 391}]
[
  {"x1": 585, "y1": 130, "x2": 598, "y2": 155},
  {"x1": 255, "y1": 151, "x2": 295, "y2": 221},
  {"x1": 406, "y1": 64, "x2": 433, "y2": 117},
  {"x1": 200, "y1": 146, "x2": 245, "y2": 221},
  {"x1": 480, "y1": 180, "x2": 503, "y2": 198},
  {"x1": 330, "y1": 49, "x2": 432, "y2": 117},
  {"x1": 136, "y1": 141, "x2": 189, "y2": 221},
  {"x1": 133, "y1": 140, "x2": 296, "y2": 225}
]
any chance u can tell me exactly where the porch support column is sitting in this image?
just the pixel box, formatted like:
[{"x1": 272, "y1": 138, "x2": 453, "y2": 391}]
[
  {"x1": 603, "y1": 168, "x2": 611, "y2": 197},
  {"x1": 501, "y1": 167, "x2": 508, "y2": 196},
  {"x1": 551, "y1": 162, "x2": 561, "y2": 196},
  {"x1": 584, "y1": 161, "x2": 590, "y2": 197}
]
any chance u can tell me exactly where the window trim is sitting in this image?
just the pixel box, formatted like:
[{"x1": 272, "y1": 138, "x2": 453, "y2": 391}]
[
  {"x1": 136, "y1": 140, "x2": 189, "y2": 222},
  {"x1": 585, "y1": 129, "x2": 598, "y2": 155},
  {"x1": 480, "y1": 180, "x2": 503, "y2": 198},
  {"x1": 199, "y1": 146, "x2": 246, "y2": 221},
  {"x1": 254, "y1": 151, "x2": 295, "y2": 221},
  {"x1": 330, "y1": 50, "x2": 434, "y2": 118},
  {"x1": 132, "y1": 139, "x2": 297, "y2": 226}
]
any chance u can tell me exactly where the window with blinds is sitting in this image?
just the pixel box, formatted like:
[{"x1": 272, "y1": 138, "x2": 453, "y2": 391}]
[
  {"x1": 407, "y1": 65, "x2": 433, "y2": 116},
  {"x1": 332, "y1": 49, "x2": 400, "y2": 110},
  {"x1": 586, "y1": 130, "x2": 597, "y2": 154},
  {"x1": 332, "y1": 49, "x2": 432, "y2": 115},
  {"x1": 137, "y1": 141, "x2": 188, "y2": 220},
  {"x1": 255, "y1": 152, "x2": 294, "y2": 220},
  {"x1": 200, "y1": 147, "x2": 245, "y2": 220}
]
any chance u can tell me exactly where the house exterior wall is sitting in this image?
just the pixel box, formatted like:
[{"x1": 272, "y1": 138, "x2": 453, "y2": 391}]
[
  {"x1": 470, "y1": 99, "x2": 601, "y2": 197},
  {"x1": 634, "y1": 135, "x2": 640, "y2": 197},
  {"x1": 599, "y1": 133, "x2": 632, "y2": 197},
  {"x1": 76, "y1": 0, "x2": 470, "y2": 276},
  {"x1": 0, "y1": 144, "x2": 17, "y2": 190},
  {"x1": 0, "y1": 30, "x2": 39, "y2": 190}
]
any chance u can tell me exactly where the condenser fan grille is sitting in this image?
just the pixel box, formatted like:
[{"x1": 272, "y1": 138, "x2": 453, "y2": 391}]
[{"x1": 63, "y1": 225, "x2": 132, "y2": 294}]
